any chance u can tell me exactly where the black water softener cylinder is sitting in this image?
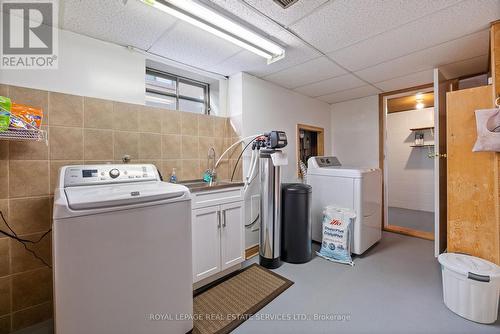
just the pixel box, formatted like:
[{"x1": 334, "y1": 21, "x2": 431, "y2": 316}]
[{"x1": 281, "y1": 183, "x2": 312, "y2": 263}]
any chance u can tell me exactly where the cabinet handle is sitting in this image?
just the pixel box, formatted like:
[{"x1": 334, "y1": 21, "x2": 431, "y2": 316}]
[
  {"x1": 222, "y1": 210, "x2": 226, "y2": 228},
  {"x1": 217, "y1": 211, "x2": 221, "y2": 229}
]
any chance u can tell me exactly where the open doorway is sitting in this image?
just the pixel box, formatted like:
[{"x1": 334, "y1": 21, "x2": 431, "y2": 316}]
[
  {"x1": 296, "y1": 124, "x2": 324, "y2": 178},
  {"x1": 380, "y1": 85, "x2": 436, "y2": 240}
]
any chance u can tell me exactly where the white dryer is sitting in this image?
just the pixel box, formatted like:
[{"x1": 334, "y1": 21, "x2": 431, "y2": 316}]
[
  {"x1": 53, "y1": 164, "x2": 193, "y2": 334},
  {"x1": 307, "y1": 157, "x2": 382, "y2": 255}
]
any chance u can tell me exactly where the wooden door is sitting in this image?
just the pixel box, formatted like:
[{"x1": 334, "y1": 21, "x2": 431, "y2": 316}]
[
  {"x1": 220, "y1": 202, "x2": 245, "y2": 270},
  {"x1": 433, "y1": 68, "x2": 448, "y2": 257},
  {"x1": 192, "y1": 206, "x2": 221, "y2": 282},
  {"x1": 447, "y1": 86, "x2": 499, "y2": 264}
]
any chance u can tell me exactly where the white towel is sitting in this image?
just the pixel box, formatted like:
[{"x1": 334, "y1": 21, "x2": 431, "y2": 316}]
[{"x1": 472, "y1": 108, "x2": 500, "y2": 152}]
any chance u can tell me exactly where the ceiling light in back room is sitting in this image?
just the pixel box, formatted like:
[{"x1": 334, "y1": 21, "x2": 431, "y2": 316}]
[{"x1": 140, "y1": 0, "x2": 286, "y2": 64}]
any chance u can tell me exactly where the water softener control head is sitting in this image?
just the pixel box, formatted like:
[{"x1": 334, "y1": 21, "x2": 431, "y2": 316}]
[{"x1": 264, "y1": 131, "x2": 287, "y2": 149}]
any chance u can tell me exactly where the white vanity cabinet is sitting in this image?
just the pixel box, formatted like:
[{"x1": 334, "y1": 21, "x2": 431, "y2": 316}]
[{"x1": 191, "y1": 186, "x2": 245, "y2": 283}]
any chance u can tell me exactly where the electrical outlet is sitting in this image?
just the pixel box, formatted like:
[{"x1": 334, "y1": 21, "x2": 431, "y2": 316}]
[{"x1": 251, "y1": 194, "x2": 260, "y2": 232}]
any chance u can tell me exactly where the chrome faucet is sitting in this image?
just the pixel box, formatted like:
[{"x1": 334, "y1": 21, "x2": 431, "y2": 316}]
[{"x1": 206, "y1": 147, "x2": 217, "y2": 185}]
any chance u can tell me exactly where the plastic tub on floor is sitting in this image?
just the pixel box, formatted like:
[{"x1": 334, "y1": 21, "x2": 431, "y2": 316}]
[{"x1": 438, "y1": 253, "x2": 500, "y2": 324}]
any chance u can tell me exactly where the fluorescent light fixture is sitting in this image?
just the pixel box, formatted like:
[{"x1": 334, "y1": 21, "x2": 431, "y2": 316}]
[
  {"x1": 416, "y1": 102, "x2": 424, "y2": 110},
  {"x1": 140, "y1": 0, "x2": 285, "y2": 63},
  {"x1": 415, "y1": 92, "x2": 424, "y2": 100}
]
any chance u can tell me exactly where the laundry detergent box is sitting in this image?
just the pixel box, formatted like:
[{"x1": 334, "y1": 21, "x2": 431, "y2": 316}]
[{"x1": 317, "y1": 206, "x2": 356, "y2": 266}]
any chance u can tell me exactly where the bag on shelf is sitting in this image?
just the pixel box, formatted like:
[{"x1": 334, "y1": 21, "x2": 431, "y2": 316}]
[
  {"x1": 0, "y1": 96, "x2": 12, "y2": 132},
  {"x1": 10, "y1": 103, "x2": 43, "y2": 130},
  {"x1": 316, "y1": 205, "x2": 356, "y2": 266}
]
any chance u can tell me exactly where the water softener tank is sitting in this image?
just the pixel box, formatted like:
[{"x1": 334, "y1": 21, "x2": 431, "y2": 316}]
[{"x1": 259, "y1": 149, "x2": 283, "y2": 269}]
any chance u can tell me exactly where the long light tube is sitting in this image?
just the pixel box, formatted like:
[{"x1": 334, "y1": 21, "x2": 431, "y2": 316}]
[{"x1": 140, "y1": 0, "x2": 285, "y2": 63}]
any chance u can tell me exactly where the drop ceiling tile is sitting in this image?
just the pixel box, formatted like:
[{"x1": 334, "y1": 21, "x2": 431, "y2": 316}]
[
  {"x1": 440, "y1": 54, "x2": 489, "y2": 79},
  {"x1": 207, "y1": 50, "x2": 267, "y2": 76},
  {"x1": 318, "y1": 85, "x2": 381, "y2": 104},
  {"x1": 61, "y1": 0, "x2": 178, "y2": 50},
  {"x1": 242, "y1": 0, "x2": 330, "y2": 26},
  {"x1": 263, "y1": 57, "x2": 347, "y2": 89},
  {"x1": 354, "y1": 30, "x2": 489, "y2": 83},
  {"x1": 374, "y1": 70, "x2": 434, "y2": 92},
  {"x1": 294, "y1": 74, "x2": 366, "y2": 97},
  {"x1": 149, "y1": 21, "x2": 243, "y2": 68},
  {"x1": 289, "y1": 0, "x2": 463, "y2": 54},
  {"x1": 328, "y1": 0, "x2": 499, "y2": 71},
  {"x1": 203, "y1": 0, "x2": 321, "y2": 76}
]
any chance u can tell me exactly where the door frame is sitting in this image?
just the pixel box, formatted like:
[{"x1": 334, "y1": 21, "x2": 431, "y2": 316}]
[
  {"x1": 378, "y1": 83, "x2": 435, "y2": 241},
  {"x1": 296, "y1": 123, "x2": 325, "y2": 176}
]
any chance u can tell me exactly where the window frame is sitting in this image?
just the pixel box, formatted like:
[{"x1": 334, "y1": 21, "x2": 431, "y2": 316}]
[{"x1": 145, "y1": 68, "x2": 210, "y2": 114}]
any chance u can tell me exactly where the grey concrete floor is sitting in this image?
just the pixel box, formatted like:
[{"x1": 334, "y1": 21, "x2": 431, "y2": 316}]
[
  {"x1": 388, "y1": 206, "x2": 434, "y2": 233},
  {"x1": 15, "y1": 232, "x2": 500, "y2": 334}
]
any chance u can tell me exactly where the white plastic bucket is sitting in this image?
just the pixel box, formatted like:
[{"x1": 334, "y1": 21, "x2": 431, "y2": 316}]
[{"x1": 438, "y1": 253, "x2": 500, "y2": 324}]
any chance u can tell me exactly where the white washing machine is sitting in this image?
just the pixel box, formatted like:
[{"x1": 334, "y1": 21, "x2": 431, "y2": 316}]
[
  {"x1": 53, "y1": 164, "x2": 193, "y2": 334},
  {"x1": 307, "y1": 157, "x2": 382, "y2": 255}
]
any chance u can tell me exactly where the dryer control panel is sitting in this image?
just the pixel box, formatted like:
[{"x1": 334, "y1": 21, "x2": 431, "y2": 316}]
[
  {"x1": 62, "y1": 164, "x2": 159, "y2": 187},
  {"x1": 314, "y1": 156, "x2": 342, "y2": 167}
]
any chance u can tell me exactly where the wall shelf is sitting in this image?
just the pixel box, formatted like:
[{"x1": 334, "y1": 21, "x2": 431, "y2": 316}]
[
  {"x1": 410, "y1": 126, "x2": 434, "y2": 131},
  {"x1": 0, "y1": 111, "x2": 47, "y2": 145},
  {"x1": 410, "y1": 144, "x2": 435, "y2": 148}
]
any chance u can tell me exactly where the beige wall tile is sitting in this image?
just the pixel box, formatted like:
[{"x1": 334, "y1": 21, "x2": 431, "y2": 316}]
[
  {"x1": 113, "y1": 102, "x2": 139, "y2": 131},
  {"x1": 161, "y1": 135, "x2": 181, "y2": 159},
  {"x1": 198, "y1": 114, "x2": 214, "y2": 137},
  {"x1": 0, "y1": 161, "x2": 8, "y2": 199},
  {"x1": 181, "y1": 136, "x2": 198, "y2": 159},
  {"x1": 9, "y1": 126, "x2": 49, "y2": 160},
  {"x1": 139, "y1": 133, "x2": 161, "y2": 160},
  {"x1": 0, "y1": 84, "x2": 9, "y2": 97},
  {"x1": 84, "y1": 129, "x2": 113, "y2": 161},
  {"x1": 216, "y1": 159, "x2": 230, "y2": 181},
  {"x1": 9, "y1": 86, "x2": 48, "y2": 125},
  {"x1": 49, "y1": 160, "x2": 82, "y2": 195},
  {"x1": 230, "y1": 159, "x2": 243, "y2": 181},
  {"x1": 12, "y1": 268, "x2": 52, "y2": 311},
  {"x1": 139, "y1": 106, "x2": 162, "y2": 133},
  {"x1": 161, "y1": 110, "x2": 181, "y2": 135},
  {"x1": 181, "y1": 160, "x2": 200, "y2": 181},
  {"x1": 161, "y1": 160, "x2": 182, "y2": 181},
  {"x1": 114, "y1": 131, "x2": 139, "y2": 161},
  {"x1": 0, "y1": 239, "x2": 9, "y2": 277},
  {"x1": 181, "y1": 112, "x2": 198, "y2": 136},
  {"x1": 12, "y1": 302, "x2": 52, "y2": 332},
  {"x1": 83, "y1": 97, "x2": 113, "y2": 129},
  {"x1": 48, "y1": 92, "x2": 83, "y2": 127},
  {"x1": 0, "y1": 277, "x2": 10, "y2": 316},
  {"x1": 0, "y1": 142, "x2": 8, "y2": 160},
  {"x1": 198, "y1": 137, "x2": 216, "y2": 160},
  {"x1": 226, "y1": 119, "x2": 238, "y2": 138},
  {"x1": 0, "y1": 315, "x2": 10, "y2": 334},
  {"x1": 0, "y1": 200, "x2": 8, "y2": 236},
  {"x1": 213, "y1": 116, "x2": 226, "y2": 138},
  {"x1": 9, "y1": 161, "x2": 49, "y2": 198},
  {"x1": 214, "y1": 138, "x2": 225, "y2": 159},
  {"x1": 9, "y1": 197, "x2": 51, "y2": 235},
  {"x1": 49, "y1": 126, "x2": 83, "y2": 160},
  {"x1": 10, "y1": 232, "x2": 51, "y2": 274}
]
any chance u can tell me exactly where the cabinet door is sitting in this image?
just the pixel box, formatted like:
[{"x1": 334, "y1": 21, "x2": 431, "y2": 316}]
[
  {"x1": 192, "y1": 206, "x2": 221, "y2": 282},
  {"x1": 220, "y1": 202, "x2": 245, "y2": 270}
]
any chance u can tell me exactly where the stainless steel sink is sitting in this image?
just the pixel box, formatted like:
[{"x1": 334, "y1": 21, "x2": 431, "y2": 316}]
[{"x1": 180, "y1": 179, "x2": 244, "y2": 192}]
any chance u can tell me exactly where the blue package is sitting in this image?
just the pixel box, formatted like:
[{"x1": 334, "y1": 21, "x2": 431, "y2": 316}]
[{"x1": 316, "y1": 206, "x2": 356, "y2": 266}]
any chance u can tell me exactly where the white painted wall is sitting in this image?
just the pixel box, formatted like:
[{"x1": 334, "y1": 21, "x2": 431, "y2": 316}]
[
  {"x1": 0, "y1": 28, "x2": 146, "y2": 104},
  {"x1": 386, "y1": 108, "x2": 435, "y2": 212},
  {"x1": 229, "y1": 73, "x2": 332, "y2": 247},
  {"x1": 330, "y1": 95, "x2": 379, "y2": 168}
]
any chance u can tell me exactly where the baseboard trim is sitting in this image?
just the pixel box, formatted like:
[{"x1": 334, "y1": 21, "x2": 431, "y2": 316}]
[
  {"x1": 245, "y1": 244, "x2": 259, "y2": 259},
  {"x1": 384, "y1": 225, "x2": 434, "y2": 241}
]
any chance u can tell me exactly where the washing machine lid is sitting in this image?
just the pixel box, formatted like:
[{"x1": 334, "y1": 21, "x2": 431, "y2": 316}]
[
  {"x1": 308, "y1": 166, "x2": 377, "y2": 178},
  {"x1": 64, "y1": 182, "x2": 188, "y2": 210}
]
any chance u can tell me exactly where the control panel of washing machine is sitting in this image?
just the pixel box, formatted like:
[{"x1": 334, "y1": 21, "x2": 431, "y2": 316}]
[
  {"x1": 314, "y1": 156, "x2": 342, "y2": 167},
  {"x1": 63, "y1": 164, "x2": 159, "y2": 187}
]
